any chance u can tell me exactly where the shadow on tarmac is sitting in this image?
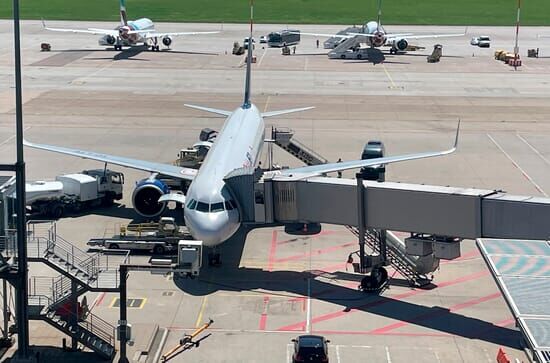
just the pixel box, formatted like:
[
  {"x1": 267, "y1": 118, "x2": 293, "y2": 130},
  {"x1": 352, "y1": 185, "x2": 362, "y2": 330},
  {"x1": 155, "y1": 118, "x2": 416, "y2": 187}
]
[{"x1": 173, "y1": 226, "x2": 520, "y2": 349}]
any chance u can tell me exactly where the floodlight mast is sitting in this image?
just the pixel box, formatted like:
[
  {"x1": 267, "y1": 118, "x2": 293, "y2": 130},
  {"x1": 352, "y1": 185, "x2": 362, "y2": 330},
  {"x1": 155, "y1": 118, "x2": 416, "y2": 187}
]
[{"x1": 12, "y1": 0, "x2": 31, "y2": 358}]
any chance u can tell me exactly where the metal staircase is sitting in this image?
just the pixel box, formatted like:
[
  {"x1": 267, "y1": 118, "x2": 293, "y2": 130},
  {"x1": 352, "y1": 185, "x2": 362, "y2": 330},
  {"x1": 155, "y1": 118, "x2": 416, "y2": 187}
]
[
  {"x1": 28, "y1": 295, "x2": 115, "y2": 359},
  {"x1": 346, "y1": 226, "x2": 433, "y2": 286},
  {"x1": 1, "y1": 221, "x2": 125, "y2": 359},
  {"x1": 271, "y1": 127, "x2": 329, "y2": 166}
]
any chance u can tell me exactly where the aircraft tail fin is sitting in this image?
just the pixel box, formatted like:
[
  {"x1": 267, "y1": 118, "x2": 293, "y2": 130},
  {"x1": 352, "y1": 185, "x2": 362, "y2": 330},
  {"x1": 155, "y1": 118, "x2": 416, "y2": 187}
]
[
  {"x1": 376, "y1": 0, "x2": 383, "y2": 30},
  {"x1": 242, "y1": 0, "x2": 254, "y2": 109},
  {"x1": 120, "y1": 0, "x2": 128, "y2": 26}
]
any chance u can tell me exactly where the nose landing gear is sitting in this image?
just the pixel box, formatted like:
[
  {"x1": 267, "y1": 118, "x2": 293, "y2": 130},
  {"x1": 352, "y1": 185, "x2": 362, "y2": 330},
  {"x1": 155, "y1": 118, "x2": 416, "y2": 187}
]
[{"x1": 208, "y1": 251, "x2": 221, "y2": 267}]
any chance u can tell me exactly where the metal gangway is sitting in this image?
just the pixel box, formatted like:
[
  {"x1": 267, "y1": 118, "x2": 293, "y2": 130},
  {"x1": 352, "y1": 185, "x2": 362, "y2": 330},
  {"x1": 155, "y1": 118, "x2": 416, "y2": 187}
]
[
  {"x1": 271, "y1": 127, "x2": 328, "y2": 166},
  {"x1": 323, "y1": 26, "x2": 362, "y2": 49},
  {"x1": 2, "y1": 221, "x2": 127, "y2": 359}
]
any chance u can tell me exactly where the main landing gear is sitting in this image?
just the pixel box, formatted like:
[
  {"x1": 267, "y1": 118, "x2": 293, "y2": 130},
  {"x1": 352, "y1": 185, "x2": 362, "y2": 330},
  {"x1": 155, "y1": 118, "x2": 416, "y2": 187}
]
[{"x1": 150, "y1": 38, "x2": 161, "y2": 52}]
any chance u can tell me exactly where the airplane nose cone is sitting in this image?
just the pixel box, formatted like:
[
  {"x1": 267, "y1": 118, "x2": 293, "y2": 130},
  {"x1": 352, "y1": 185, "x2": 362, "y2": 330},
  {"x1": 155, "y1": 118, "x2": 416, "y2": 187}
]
[{"x1": 184, "y1": 209, "x2": 239, "y2": 247}]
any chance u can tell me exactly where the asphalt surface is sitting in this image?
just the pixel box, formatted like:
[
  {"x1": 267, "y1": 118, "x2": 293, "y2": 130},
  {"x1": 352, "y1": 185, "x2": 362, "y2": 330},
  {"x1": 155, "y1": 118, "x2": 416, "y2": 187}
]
[{"x1": 1, "y1": 21, "x2": 550, "y2": 362}]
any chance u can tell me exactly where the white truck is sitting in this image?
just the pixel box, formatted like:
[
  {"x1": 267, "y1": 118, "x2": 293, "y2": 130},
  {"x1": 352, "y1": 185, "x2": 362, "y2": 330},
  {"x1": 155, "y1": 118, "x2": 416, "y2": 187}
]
[{"x1": 26, "y1": 169, "x2": 124, "y2": 218}]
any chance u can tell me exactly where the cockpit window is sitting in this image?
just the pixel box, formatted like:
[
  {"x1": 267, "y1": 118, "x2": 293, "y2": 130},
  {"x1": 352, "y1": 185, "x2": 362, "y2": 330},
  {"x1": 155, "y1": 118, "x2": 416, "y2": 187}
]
[
  {"x1": 211, "y1": 202, "x2": 224, "y2": 212},
  {"x1": 196, "y1": 201, "x2": 209, "y2": 212},
  {"x1": 187, "y1": 199, "x2": 197, "y2": 210},
  {"x1": 224, "y1": 201, "x2": 233, "y2": 210}
]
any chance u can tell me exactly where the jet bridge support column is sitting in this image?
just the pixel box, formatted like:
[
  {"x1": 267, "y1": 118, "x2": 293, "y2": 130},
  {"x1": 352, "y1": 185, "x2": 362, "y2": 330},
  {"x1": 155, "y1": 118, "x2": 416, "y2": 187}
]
[
  {"x1": 118, "y1": 266, "x2": 129, "y2": 363},
  {"x1": 356, "y1": 174, "x2": 367, "y2": 273}
]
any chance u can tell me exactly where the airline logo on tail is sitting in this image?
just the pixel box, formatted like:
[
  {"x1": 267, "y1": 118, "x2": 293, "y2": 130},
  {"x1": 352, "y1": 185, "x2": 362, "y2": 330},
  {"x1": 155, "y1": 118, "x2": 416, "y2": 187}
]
[{"x1": 120, "y1": 0, "x2": 128, "y2": 26}]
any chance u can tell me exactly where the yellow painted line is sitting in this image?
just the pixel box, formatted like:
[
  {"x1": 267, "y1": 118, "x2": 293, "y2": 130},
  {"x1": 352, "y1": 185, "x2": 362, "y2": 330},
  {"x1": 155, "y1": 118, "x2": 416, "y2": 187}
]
[
  {"x1": 195, "y1": 296, "x2": 209, "y2": 328},
  {"x1": 381, "y1": 64, "x2": 399, "y2": 89},
  {"x1": 136, "y1": 298, "x2": 147, "y2": 309}
]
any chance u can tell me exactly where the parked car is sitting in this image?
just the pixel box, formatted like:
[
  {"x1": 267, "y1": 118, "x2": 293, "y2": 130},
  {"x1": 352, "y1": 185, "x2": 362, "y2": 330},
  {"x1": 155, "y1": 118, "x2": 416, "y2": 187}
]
[
  {"x1": 260, "y1": 35, "x2": 268, "y2": 43},
  {"x1": 470, "y1": 36, "x2": 491, "y2": 46},
  {"x1": 291, "y1": 335, "x2": 330, "y2": 363}
]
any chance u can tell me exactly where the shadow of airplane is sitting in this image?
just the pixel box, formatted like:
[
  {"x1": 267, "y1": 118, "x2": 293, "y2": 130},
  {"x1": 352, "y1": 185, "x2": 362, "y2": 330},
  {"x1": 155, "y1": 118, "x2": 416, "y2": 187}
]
[
  {"x1": 3, "y1": 345, "x2": 106, "y2": 363},
  {"x1": 173, "y1": 227, "x2": 520, "y2": 349}
]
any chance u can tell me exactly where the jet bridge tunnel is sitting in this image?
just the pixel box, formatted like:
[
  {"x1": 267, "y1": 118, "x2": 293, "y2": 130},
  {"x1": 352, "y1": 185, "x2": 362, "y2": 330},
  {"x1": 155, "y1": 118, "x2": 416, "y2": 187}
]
[{"x1": 225, "y1": 169, "x2": 550, "y2": 242}]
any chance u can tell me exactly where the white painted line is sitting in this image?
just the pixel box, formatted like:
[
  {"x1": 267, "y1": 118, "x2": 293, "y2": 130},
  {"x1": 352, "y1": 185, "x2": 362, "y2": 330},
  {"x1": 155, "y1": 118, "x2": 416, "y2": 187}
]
[
  {"x1": 0, "y1": 126, "x2": 31, "y2": 147},
  {"x1": 306, "y1": 278, "x2": 312, "y2": 333},
  {"x1": 434, "y1": 350, "x2": 442, "y2": 363},
  {"x1": 487, "y1": 133, "x2": 548, "y2": 197},
  {"x1": 385, "y1": 346, "x2": 393, "y2": 363},
  {"x1": 516, "y1": 133, "x2": 550, "y2": 167},
  {"x1": 287, "y1": 343, "x2": 293, "y2": 363},
  {"x1": 152, "y1": 327, "x2": 169, "y2": 363},
  {"x1": 258, "y1": 47, "x2": 269, "y2": 67},
  {"x1": 336, "y1": 345, "x2": 341, "y2": 363}
]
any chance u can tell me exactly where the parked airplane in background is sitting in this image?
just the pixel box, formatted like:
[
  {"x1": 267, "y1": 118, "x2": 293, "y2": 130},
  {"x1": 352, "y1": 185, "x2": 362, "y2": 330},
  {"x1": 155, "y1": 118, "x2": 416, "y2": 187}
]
[
  {"x1": 42, "y1": 0, "x2": 219, "y2": 51},
  {"x1": 26, "y1": 1, "x2": 459, "y2": 264},
  {"x1": 298, "y1": 0, "x2": 465, "y2": 54}
]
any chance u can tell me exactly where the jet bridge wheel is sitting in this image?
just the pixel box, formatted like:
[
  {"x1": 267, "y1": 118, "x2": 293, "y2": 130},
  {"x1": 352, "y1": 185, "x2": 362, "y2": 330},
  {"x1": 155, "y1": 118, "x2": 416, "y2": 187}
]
[
  {"x1": 208, "y1": 252, "x2": 221, "y2": 267},
  {"x1": 360, "y1": 267, "x2": 388, "y2": 292}
]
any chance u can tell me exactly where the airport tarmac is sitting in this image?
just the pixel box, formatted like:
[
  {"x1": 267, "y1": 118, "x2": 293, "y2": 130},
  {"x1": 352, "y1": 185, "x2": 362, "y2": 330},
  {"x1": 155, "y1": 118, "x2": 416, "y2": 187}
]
[{"x1": 0, "y1": 21, "x2": 550, "y2": 362}]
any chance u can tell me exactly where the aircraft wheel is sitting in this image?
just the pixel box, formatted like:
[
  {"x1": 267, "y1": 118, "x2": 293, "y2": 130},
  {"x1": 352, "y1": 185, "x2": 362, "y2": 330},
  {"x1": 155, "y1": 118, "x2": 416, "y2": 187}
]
[
  {"x1": 208, "y1": 252, "x2": 221, "y2": 267},
  {"x1": 153, "y1": 245, "x2": 165, "y2": 255}
]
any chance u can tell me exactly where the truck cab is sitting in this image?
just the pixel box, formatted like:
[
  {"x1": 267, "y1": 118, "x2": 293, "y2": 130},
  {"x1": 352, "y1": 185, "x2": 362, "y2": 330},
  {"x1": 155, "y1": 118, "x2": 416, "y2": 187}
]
[{"x1": 82, "y1": 169, "x2": 124, "y2": 200}]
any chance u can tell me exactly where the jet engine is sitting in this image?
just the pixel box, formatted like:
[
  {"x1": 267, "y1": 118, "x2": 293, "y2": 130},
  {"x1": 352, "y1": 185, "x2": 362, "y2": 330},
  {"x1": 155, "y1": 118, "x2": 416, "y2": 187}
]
[
  {"x1": 105, "y1": 35, "x2": 116, "y2": 45},
  {"x1": 132, "y1": 178, "x2": 170, "y2": 218},
  {"x1": 372, "y1": 31, "x2": 386, "y2": 47},
  {"x1": 393, "y1": 38, "x2": 408, "y2": 51},
  {"x1": 162, "y1": 36, "x2": 173, "y2": 47}
]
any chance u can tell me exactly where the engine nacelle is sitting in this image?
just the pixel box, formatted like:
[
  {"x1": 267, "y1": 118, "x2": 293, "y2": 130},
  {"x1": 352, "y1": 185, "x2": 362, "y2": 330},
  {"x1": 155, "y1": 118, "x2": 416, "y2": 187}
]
[
  {"x1": 162, "y1": 36, "x2": 173, "y2": 47},
  {"x1": 372, "y1": 31, "x2": 386, "y2": 47},
  {"x1": 132, "y1": 178, "x2": 170, "y2": 218},
  {"x1": 105, "y1": 35, "x2": 116, "y2": 45},
  {"x1": 393, "y1": 38, "x2": 408, "y2": 51}
]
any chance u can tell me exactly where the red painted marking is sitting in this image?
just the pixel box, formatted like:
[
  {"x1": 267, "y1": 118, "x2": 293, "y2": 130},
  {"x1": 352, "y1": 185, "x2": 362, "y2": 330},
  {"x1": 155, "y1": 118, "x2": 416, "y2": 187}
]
[
  {"x1": 276, "y1": 270, "x2": 489, "y2": 331},
  {"x1": 274, "y1": 241, "x2": 356, "y2": 263},
  {"x1": 259, "y1": 230, "x2": 278, "y2": 330},
  {"x1": 90, "y1": 292, "x2": 106, "y2": 310},
  {"x1": 369, "y1": 292, "x2": 501, "y2": 334},
  {"x1": 312, "y1": 330, "x2": 449, "y2": 337}
]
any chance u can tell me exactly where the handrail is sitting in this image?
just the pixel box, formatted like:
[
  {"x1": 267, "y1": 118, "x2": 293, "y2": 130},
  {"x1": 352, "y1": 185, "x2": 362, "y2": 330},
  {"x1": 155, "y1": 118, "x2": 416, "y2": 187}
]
[{"x1": 28, "y1": 293, "x2": 115, "y2": 347}]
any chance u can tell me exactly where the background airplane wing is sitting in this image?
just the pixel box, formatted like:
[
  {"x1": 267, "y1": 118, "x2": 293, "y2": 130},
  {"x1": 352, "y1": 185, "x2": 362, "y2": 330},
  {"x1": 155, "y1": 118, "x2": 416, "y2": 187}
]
[
  {"x1": 24, "y1": 140, "x2": 197, "y2": 180},
  {"x1": 42, "y1": 20, "x2": 118, "y2": 37},
  {"x1": 387, "y1": 32, "x2": 465, "y2": 41},
  {"x1": 291, "y1": 31, "x2": 356, "y2": 39},
  {"x1": 278, "y1": 122, "x2": 460, "y2": 180},
  {"x1": 132, "y1": 31, "x2": 220, "y2": 38}
]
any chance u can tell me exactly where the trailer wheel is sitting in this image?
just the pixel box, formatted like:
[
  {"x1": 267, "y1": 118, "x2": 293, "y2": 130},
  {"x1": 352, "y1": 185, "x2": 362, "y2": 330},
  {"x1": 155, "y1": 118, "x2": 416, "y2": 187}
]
[
  {"x1": 109, "y1": 243, "x2": 120, "y2": 250},
  {"x1": 357, "y1": 53, "x2": 362, "y2": 59},
  {"x1": 340, "y1": 54, "x2": 346, "y2": 59},
  {"x1": 153, "y1": 245, "x2": 165, "y2": 255},
  {"x1": 49, "y1": 203, "x2": 64, "y2": 219}
]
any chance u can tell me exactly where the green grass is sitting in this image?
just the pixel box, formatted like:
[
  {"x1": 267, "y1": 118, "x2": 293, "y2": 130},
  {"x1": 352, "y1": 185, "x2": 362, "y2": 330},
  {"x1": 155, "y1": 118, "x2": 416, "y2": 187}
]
[{"x1": 0, "y1": 0, "x2": 549, "y2": 25}]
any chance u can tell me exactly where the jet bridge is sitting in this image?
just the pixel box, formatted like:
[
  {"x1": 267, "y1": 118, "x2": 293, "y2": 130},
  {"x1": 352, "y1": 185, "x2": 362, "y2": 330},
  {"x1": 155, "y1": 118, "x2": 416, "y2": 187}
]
[{"x1": 225, "y1": 169, "x2": 550, "y2": 287}]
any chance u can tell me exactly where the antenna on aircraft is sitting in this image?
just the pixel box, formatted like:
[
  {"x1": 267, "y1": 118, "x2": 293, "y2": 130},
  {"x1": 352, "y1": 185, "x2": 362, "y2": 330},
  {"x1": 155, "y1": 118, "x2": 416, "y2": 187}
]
[{"x1": 243, "y1": 0, "x2": 254, "y2": 109}]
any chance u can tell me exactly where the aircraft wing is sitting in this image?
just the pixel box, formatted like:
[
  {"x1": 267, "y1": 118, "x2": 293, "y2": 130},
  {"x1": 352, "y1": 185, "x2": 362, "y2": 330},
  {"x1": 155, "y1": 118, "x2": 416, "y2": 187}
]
[
  {"x1": 23, "y1": 140, "x2": 197, "y2": 181},
  {"x1": 130, "y1": 31, "x2": 220, "y2": 38},
  {"x1": 278, "y1": 122, "x2": 460, "y2": 180},
  {"x1": 291, "y1": 31, "x2": 357, "y2": 39},
  {"x1": 387, "y1": 32, "x2": 465, "y2": 41},
  {"x1": 42, "y1": 21, "x2": 118, "y2": 37}
]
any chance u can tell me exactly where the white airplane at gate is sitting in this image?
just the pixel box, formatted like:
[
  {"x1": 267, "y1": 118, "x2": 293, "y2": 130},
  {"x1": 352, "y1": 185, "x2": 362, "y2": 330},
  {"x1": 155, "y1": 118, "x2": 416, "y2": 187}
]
[
  {"x1": 25, "y1": 2, "x2": 459, "y2": 259},
  {"x1": 298, "y1": 0, "x2": 465, "y2": 54},
  {"x1": 42, "y1": 0, "x2": 219, "y2": 51}
]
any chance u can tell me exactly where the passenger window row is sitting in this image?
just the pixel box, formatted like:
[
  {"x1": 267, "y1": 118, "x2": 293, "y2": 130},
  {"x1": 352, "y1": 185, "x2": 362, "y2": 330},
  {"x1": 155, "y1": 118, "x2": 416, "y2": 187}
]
[{"x1": 186, "y1": 199, "x2": 237, "y2": 213}]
